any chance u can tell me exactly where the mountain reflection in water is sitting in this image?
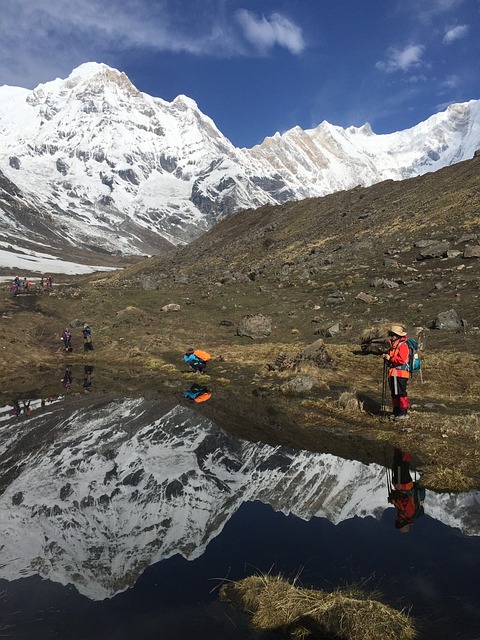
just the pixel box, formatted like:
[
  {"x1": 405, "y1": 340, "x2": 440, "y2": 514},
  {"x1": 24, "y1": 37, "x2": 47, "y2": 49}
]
[{"x1": 0, "y1": 397, "x2": 479, "y2": 639}]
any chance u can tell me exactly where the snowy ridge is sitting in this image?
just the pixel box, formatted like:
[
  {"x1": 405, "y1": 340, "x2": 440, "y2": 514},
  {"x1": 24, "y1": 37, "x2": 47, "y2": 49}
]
[
  {"x1": 0, "y1": 397, "x2": 478, "y2": 600},
  {"x1": 0, "y1": 63, "x2": 479, "y2": 261}
]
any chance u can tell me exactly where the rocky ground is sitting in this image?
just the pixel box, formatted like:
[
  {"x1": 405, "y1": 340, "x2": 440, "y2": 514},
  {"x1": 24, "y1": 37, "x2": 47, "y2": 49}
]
[{"x1": 1, "y1": 157, "x2": 479, "y2": 492}]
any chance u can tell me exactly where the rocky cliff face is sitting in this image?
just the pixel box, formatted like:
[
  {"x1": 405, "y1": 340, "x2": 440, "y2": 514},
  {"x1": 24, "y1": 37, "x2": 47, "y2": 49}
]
[
  {"x1": 0, "y1": 397, "x2": 478, "y2": 600},
  {"x1": 0, "y1": 62, "x2": 479, "y2": 260}
]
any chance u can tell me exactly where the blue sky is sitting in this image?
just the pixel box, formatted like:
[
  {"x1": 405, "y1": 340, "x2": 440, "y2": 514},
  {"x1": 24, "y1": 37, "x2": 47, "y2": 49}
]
[{"x1": 0, "y1": 0, "x2": 479, "y2": 147}]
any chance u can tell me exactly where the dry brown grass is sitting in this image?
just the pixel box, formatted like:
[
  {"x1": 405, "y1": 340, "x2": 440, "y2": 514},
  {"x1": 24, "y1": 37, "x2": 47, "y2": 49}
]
[
  {"x1": 420, "y1": 465, "x2": 476, "y2": 492},
  {"x1": 220, "y1": 574, "x2": 416, "y2": 640}
]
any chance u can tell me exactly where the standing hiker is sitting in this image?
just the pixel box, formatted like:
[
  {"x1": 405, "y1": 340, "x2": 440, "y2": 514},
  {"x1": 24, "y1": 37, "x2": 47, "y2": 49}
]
[
  {"x1": 61, "y1": 327, "x2": 73, "y2": 352},
  {"x1": 82, "y1": 323, "x2": 94, "y2": 351},
  {"x1": 383, "y1": 324, "x2": 410, "y2": 420},
  {"x1": 183, "y1": 348, "x2": 210, "y2": 373}
]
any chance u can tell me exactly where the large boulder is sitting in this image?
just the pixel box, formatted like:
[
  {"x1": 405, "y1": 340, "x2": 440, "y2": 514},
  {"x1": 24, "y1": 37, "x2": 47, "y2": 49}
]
[
  {"x1": 280, "y1": 375, "x2": 318, "y2": 395},
  {"x1": 268, "y1": 339, "x2": 333, "y2": 370},
  {"x1": 237, "y1": 314, "x2": 272, "y2": 339},
  {"x1": 432, "y1": 309, "x2": 463, "y2": 331}
]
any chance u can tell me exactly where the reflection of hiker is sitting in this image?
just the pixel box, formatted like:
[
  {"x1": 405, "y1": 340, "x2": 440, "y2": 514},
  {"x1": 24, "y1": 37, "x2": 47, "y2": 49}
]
[
  {"x1": 62, "y1": 366, "x2": 73, "y2": 389},
  {"x1": 82, "y1": 323, "x2": 94, "y2": 351},
  {"x1": 11, "y1": 400, "x2": 21, "y2": 416},
  {"x1": 183, "y1": 348, "x2": 209, "y2": 373},
  {"x1": 61, "y1": 328, "x2": 73, "y2": 352},
  {"x1": 83, "y1": 365, "x2": 94, "y2": 391},
  {"x1": 387, "y1": 448, "x2": 425, "y2": 533},
  {"x1": 184, "y1": 383, "x2": 211, "y2": 403},
  {"x1": 383, "y1": 324, "x2": 410, "y2": 420}
]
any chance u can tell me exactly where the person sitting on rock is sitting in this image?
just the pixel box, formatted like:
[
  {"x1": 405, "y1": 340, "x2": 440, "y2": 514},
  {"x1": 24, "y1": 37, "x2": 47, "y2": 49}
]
[
  {"x1": 184, "y1": 383, "x2": 211, "y2": 403},
  {"x1": 183, "y1": 348, "x2": 209, "y2": 373}
]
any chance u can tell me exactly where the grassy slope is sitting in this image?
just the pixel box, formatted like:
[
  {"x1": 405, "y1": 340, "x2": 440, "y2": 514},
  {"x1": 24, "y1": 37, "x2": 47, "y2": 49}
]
[{"x1": 1, "y1": 156, "x2": 479, "y2": 490}]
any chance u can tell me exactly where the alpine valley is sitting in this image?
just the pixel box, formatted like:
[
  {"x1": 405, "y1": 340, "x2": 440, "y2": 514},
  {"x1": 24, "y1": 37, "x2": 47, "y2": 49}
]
[{"x1": 0, "y1": 61, "x2": 479, "y2": 268}]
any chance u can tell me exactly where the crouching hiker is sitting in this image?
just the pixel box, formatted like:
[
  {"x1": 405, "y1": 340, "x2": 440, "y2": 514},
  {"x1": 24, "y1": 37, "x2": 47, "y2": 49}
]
[
  {"x1": 183, "y1": 348, "x2": 210, "y2": 373},
  {"x1": 383, "y1": 324, "x2": 410, "y2": 420},
  {"x1": 184, "y1": 383, "x2": 211, "y2": 403}
]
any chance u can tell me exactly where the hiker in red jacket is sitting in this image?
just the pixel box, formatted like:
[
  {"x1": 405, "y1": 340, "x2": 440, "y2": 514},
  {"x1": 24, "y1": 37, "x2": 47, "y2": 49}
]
[{"x1": 383, "y1": 324, "x2": 410, "y2": 420}]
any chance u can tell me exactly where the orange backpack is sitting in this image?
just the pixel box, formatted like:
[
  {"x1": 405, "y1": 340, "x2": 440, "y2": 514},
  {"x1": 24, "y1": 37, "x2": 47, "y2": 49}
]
[
  {"x1": 194, "y1": 349, "x2": 211, "y2": 362},
  {"x1": 194, "y1": 392, "x2": 212, "y2": 403}
]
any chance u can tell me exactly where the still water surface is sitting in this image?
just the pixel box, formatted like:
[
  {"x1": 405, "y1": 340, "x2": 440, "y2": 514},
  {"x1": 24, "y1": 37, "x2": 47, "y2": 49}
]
[{"x1": 0, "y1": 397, "x2": 479, "y2": 639}]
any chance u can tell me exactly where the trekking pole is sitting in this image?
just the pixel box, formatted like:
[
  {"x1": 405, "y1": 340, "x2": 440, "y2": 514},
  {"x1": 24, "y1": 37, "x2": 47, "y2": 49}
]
[
  {"x1": 383, "y1": 447, "x2": 393, "y2": 495},
  {"x1": 381, "y1": 359, "x2": 387, "y2": 418}
]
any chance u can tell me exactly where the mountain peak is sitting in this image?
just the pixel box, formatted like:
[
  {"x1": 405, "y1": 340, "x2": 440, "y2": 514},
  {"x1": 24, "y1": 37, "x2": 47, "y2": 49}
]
[{"x1": 65, "y1": 61, "x2": 138, "y2": 95}]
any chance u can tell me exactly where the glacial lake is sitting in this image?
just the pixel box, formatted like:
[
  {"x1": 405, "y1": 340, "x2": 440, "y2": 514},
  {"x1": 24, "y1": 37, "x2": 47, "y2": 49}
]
[{"x1": 0, "y1": 396, "x2": 479, "y2": 639}]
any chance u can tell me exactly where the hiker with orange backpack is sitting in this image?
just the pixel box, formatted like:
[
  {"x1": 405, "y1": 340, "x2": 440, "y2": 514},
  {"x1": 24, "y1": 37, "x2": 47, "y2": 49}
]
[
  {"x1": 382, "y1": 324, "x2": 411, "y2": 420},
  {"x1": 183, "y1": 348, "x2": 210, "y2": 373}
]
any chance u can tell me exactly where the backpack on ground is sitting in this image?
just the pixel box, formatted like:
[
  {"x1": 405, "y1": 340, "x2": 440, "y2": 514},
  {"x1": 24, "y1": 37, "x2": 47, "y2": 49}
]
[
  {"x1": 405, "y1": 337, "x2": 421, "y2": 374},
  {"x1": 194, "y1": 349, "x2": 211, "y2": 362}
]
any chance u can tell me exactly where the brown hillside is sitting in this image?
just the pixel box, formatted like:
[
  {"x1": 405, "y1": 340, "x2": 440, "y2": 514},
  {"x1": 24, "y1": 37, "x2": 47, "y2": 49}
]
[{"x1": 1, "y1": 156, "x2": 479, "y2": 490}]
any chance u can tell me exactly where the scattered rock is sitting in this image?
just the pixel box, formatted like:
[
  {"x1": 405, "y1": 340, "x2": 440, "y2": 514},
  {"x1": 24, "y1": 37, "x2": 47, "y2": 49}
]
[
  {"x1": 325, "y1": 322, "x2": 340, "y2": 337},
  {"x1": 383, "y1": 258, "x2": 398, "y2": 267},
  {"x1": 267, "y1": 339, "x2": 333, "y2": 371},
  {"x1": 140, "y1": 275, "x2": 158, "y2": 291},
  {"x1": 325, "y1": 290, "x2": 345, "y2": 306},
  {"x1": 337, "y1": 391, "x2": 363, "y2": 412},
  {"x1": 237, "y1": 314, "x2": 272, "y2": 339},
  {"x1": 446, "y1": 249, "x2": 462, "y2": 258},
  {"x1": 355, "y1": 292, "x2": 377, "y2": 304},
  {"x1": 463, "y1": 245, "x2": 480, "y2": 258},
  {"x1": 161, "y1": 303, "x2": 181, "y2": 312},
  {"x1": 417, "y1": 242, "x2": 449, "y2": 259},
  {"x1": 431, "y1": 309, "x2": 462, "y2": 331},
  {"x1": 280, "y1": 375, "x2": 318, "y2": 395}
]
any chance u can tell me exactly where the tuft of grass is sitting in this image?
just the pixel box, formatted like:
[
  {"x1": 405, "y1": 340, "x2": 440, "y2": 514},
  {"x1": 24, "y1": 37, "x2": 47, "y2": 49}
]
[
  {"x1": 420, "y1": 466, "x2": 476, "y2": 493},
  {"x1": 220, "y1": 574, "x2": 416, "y2": 640}
]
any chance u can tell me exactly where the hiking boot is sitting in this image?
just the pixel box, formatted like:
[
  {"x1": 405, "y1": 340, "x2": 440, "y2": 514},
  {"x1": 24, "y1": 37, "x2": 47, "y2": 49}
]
[
  {"x1": 393, "y1": 414, "x2": 409, "y2": 420},
  {"x1": 389, "y1": 413, "x2": 400, "y2": 420}
]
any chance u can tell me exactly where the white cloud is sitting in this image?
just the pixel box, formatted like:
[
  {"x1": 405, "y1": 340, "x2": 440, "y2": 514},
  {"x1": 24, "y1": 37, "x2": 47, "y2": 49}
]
[
  {"x1": 441, "y1": 74, "x2": 460, "y2": 89},
  {"x1": 1, "y1": 1, "x2": 307, "y2": 88},
  {"x1": 376, "y1": 44, "x2": 425, "y2": 73},
  {"x1": 235, "y1": 10, "x2": 305, "y2": 55},
  {"x1": 443, "y1": 24, "x2": 469, "y2": 44}
]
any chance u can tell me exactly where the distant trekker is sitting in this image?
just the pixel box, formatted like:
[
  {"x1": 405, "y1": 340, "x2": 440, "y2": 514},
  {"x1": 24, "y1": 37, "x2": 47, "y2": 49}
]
[
  {"x1": 183, "y1": 348, "x2": 210, "y2": 373},
  {"x1": 61, "y1": 328, "x2": 73, "y2": 352},
  {"x1": 383, "y1": 324, "x2": 410, "y2": 420},
  {"x1": 82, "y1": 323, "x2": 94, "y2": 351}
]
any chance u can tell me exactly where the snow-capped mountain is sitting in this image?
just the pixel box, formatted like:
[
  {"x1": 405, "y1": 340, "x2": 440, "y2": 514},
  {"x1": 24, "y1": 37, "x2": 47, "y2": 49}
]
[
  {"x1": 0, "y1": 62, "x2": 479, "y2": 261},
  {"x1": 0, "y1": 397, "x2": 478, "y2": 600}
]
